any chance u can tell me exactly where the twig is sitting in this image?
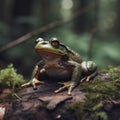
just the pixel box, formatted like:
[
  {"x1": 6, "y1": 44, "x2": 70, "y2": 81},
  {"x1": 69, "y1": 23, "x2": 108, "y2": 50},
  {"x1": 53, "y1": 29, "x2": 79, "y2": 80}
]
[
  {"x1": 13, "y1": 93, "x2": 22, "y2": 102},
  {"x1": 0, "y1": 5, "x2": 93, "y2": 52}
]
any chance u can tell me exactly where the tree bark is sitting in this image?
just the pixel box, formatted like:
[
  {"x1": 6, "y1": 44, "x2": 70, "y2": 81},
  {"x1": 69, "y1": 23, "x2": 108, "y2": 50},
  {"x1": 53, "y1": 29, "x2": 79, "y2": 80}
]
[
  {"x1": 114, "y1": 0, "x2": 120, "y2": 35},
  {"x1": 73, "y1": 0, "x2": 88, "y2": 33}
]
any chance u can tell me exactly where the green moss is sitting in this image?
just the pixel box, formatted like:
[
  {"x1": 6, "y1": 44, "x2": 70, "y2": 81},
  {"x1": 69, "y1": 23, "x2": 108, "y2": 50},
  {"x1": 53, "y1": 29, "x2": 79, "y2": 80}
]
[
  {"x1": 0, "y1": 64, "x2": 25, "y2": 90},
  {"x1": 107, "y1": 66, "x2": 120, "y2": 80},
  {"x1": 67, "y1": 102, "x2": 85, "y2": 120},
  {"x1": 67, "y1": 66, "x2": 120, "y2": 120}
]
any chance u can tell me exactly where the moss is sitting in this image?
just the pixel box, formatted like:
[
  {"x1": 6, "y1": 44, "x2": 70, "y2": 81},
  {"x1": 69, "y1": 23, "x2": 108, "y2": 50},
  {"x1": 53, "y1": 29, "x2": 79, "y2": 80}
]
[
  {"x1": 0, "y1": 64, "x2": 25, "y2": 91},
  {"x1": 67, "y1": 102, "x2": 85, "y2": 120},
  {"x1": 107, "y1": 66, "x2": 120, "y2": 80},
  {"x1": 67, "y1": 66, "x2": 120, "y2": 120}
]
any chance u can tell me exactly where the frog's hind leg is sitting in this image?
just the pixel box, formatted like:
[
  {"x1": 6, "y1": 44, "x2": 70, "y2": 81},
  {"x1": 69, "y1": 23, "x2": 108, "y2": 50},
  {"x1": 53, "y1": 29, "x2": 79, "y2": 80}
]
[
  {"x1": 86, "y1": 71, "x2": 97, "y2": 82},
  {"x1": 80, "y1": 61, "x2": 97, "y2": 82},
  {"x1": 80, "y1": 71, "x2": 97, "y2": 83}
]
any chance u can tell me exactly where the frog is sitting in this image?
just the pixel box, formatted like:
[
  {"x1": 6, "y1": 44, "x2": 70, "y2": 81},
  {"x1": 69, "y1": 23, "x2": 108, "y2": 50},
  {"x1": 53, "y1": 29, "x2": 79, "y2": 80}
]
[{"x1": 22, "y1": 37, "x2": 97, "y2": 95}]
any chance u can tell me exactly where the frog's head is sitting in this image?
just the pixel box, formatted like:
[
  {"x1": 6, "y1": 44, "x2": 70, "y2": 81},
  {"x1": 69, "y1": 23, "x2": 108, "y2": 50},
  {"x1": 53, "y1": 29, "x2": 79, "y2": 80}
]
[{"x1": 35, "y1": 37, "x2": 67, "y2": 56}]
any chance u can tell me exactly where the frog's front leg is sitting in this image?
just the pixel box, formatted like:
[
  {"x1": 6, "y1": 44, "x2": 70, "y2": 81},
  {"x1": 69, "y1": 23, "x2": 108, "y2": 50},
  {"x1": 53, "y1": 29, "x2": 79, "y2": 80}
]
[
  {"x1": 55, "y1": 61, "x2": 82, "y2": 95},
  {"x1": 22, "y1": 61, "x2": 44, "y2": 89}
]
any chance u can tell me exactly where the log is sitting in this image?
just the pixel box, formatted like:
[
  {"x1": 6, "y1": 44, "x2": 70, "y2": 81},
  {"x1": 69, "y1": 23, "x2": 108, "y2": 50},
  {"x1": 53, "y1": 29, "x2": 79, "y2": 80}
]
[
  {"x1": 2, "y1": 72, "x2": 120, "y2": 120},
  {"x1": 4, "y1": 82, "x2": 86, "y2": 120}
]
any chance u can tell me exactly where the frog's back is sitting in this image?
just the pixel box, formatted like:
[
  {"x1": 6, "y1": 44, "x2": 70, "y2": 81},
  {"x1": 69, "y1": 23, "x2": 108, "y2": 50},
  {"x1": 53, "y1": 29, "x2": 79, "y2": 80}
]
[
  {"x1": 65, "y1": 46, "x2": 82, "y2": 63},
  {"x1": 68, "y1": 51, "x2": 82, "y2": 63},
  {"x1": 58, "y1": 42, "x2": 82, "y2": 63}
]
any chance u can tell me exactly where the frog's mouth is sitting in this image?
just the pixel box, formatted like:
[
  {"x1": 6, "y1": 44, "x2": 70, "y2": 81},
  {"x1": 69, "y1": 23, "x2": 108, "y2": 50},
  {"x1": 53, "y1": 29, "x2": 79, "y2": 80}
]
[{"x1": 35, "y1": 48, "x2": 66, "y2": 56}]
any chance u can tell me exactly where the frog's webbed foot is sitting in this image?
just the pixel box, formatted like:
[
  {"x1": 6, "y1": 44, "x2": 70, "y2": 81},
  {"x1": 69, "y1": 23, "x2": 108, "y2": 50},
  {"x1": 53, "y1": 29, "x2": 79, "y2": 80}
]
[
  {"x1": 55, "y1": 82, "x2": 76, "y2": 95},
  {"x1": 21, "y1": 78, "x2": 44, "y2": 89}
]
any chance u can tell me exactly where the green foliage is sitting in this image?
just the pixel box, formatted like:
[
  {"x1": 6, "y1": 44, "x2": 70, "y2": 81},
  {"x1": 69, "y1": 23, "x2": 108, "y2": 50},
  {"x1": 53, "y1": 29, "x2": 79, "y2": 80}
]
[{"x1": 0, "y1": 64, "x2": 25, "y2": 89}]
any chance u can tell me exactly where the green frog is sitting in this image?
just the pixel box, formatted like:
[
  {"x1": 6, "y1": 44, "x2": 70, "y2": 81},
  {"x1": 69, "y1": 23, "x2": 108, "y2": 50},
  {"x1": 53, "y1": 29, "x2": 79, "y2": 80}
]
[{"x1": 22, "y1": 37, "x2": 97, "y2": 95}]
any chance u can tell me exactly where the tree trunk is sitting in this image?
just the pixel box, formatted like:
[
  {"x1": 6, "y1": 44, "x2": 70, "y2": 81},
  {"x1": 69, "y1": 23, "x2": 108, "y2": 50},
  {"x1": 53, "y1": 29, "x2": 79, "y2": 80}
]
[
  {"x1": 114, "y1": 0, "x2": 120, "y2": 35},
  {"x1": 73, "y1": 0, "x2": 88, "y2": 33},
  {"x1": 0, "y1": 0, "x2": 14, "y2": 24}
]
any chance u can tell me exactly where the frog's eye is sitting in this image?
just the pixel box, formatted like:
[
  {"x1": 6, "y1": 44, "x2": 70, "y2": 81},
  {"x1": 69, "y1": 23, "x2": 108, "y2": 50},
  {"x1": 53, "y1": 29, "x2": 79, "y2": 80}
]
[
  {"x1": 50, "y1": 37, "x2": 60, "y2": 48},
  {"x1": 35, "y1": 38, "x2": 44, "y2": 43}
]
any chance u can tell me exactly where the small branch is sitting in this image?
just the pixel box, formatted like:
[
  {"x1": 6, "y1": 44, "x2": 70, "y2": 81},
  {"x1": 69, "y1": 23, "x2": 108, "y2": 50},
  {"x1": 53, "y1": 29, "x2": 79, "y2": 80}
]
[
  {"x1": 0, "y1": 5, "x2": 93, "y2": 52},
  {"x1": 13, "y1": 93, "x2": 22, "y2": 102},
  {"x1": 0, "y1": 21, "x2": 61, "y2": 52}
]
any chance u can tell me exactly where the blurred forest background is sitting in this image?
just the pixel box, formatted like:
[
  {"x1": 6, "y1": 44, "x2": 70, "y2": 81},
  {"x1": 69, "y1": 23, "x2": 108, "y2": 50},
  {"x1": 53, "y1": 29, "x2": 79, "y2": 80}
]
[{"x1": 0, "y1": 0, "x2": 120, "y2": 78}]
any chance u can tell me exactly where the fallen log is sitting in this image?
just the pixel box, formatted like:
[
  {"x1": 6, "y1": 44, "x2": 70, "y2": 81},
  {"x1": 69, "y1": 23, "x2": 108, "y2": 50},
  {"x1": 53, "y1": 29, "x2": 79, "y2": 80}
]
[{"x1": 1, "y1": 69, "x2": 120, "y2": 120}]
